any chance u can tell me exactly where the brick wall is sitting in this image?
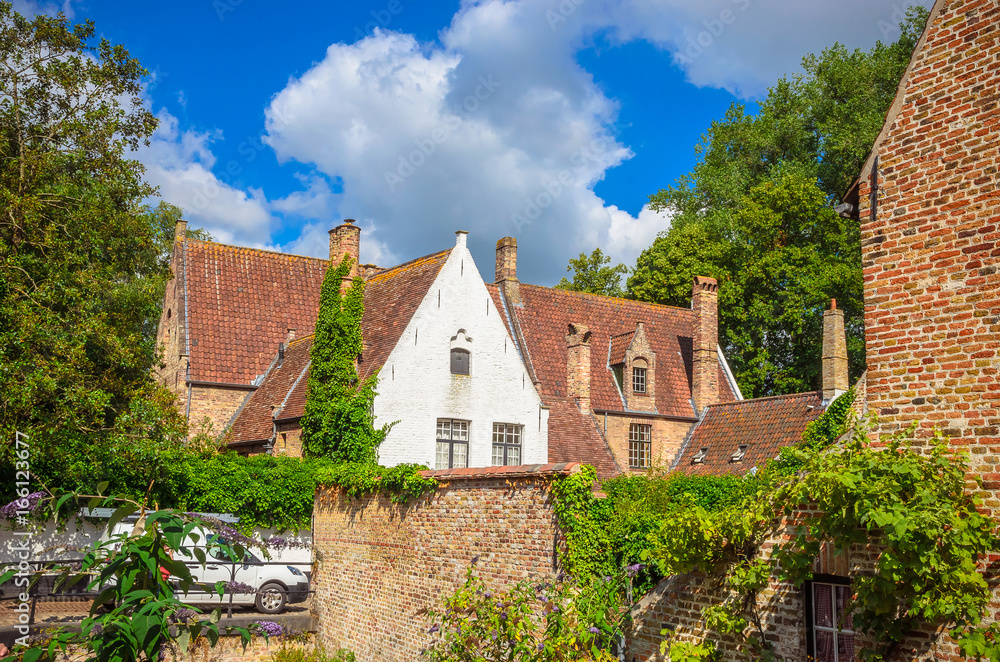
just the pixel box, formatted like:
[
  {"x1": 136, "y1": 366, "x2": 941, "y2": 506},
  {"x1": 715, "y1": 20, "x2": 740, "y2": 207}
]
[
  {"x1": 600, "y1": 414, "x2": 691, "y2": 471},
  {"x1": 311, "y1": 465, "x2": 575, "y2": 662},
  {"x1": 188, "y1": 385, "x2": 254, "y2": 437},
  {"x1": 857, "y1": 0, "x2": 999, "y2": 459}
]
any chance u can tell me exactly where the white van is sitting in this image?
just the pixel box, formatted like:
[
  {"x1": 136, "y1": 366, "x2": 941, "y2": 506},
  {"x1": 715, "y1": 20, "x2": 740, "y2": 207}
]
[
  {"x1": 176, "y1": 534, "x2": 309, "y2": 614},
  {"x1": 102, "y1": 519, "x2": 310, "y2": 615}
]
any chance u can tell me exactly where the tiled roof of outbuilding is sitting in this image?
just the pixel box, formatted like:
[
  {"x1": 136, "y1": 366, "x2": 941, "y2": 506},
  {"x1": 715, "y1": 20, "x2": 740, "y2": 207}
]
[
  {"x1": 182, "y1": 240, "x2": 327, "y2": 384},
  {"x1": 226, "y1": 250, "x2": 451, "y2": 443},
  {"x1": 672, "y1": 391, "x2": 825, "y2": 476}
]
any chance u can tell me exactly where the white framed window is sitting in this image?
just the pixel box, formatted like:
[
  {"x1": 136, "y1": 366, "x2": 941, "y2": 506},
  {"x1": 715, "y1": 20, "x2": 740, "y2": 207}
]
[
  {"x1": 807, "y1": 579, "x2": 855, "y2": 662},
  {"x1": 628, "y1": 424, "x2": 651, "y2": 469},
  {"x1": 491, "y1": 423, "x2": 522, "y2": 466},
  {"x1": 435, "y1": 419, "x2": 469, "y2": 469},
  {"x1": 632, "y1": 366, "x2": 646, "y2": 393}
]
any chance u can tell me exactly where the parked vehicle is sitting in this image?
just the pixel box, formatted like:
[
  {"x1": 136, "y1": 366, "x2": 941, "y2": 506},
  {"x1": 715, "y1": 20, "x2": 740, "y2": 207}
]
[{"x1": 174, "y1": 531, "x2": 310, "y2": 614}]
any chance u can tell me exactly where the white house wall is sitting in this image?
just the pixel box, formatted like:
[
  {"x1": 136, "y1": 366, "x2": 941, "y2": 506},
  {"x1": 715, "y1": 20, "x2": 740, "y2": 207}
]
[{"x1": 374, "y1": 232, "x2": 549, "y2": 468}]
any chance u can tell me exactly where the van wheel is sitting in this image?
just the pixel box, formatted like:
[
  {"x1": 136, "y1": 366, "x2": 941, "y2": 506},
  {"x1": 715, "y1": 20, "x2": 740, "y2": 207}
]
[{"x1": 255, "y1": 583, "x2": 287, "y2": 614}]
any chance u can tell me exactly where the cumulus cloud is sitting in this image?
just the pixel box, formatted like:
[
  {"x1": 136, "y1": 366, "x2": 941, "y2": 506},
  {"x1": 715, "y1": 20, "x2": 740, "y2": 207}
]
[
  {"x1": 139, "y1": 108, "x2": 274, "y2": 247},
  {"x1": 11, "y1": 0, "x2": 75, "y2": 18}
]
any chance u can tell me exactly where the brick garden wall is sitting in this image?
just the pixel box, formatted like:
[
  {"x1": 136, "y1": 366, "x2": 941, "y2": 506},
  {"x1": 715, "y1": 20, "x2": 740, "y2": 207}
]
[{"x1": 311, "y1": 464, "x2": 574, "y2": 662}]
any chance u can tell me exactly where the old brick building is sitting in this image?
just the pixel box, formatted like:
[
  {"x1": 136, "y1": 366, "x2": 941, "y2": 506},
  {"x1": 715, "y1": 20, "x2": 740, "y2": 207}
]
[
  {"x1": 487, "y1": 238, "x2": 741, "y2": 477},
  {"x1": 158, "y1": 219, "x2": 743, "y2": 474}
]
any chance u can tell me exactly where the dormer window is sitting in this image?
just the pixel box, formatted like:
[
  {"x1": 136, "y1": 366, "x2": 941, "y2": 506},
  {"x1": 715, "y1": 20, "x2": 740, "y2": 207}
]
[
  {"x1": 633, "y1": 366, "x2": 647, "y2": 394},
  {"x1": 731, "y1": 444, "x2": 748, "y2": 462},
  {"x1": 692, "y1": 447, "x2": 708, "y2": 464},
  {"x1": 451, "y1": 348, "x2": 470, "y2": 375}
]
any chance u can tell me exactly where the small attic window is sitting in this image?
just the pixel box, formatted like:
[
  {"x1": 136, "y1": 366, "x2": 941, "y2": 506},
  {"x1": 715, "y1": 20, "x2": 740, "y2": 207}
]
[
  {"x1": 692, "y1": 447, "x2": 708, "y2": 464},
  {"x1": 451, "y1": 348, "x2": 470, "y2": 375},
  {"x1": 731, "y1": 444, "x2": 748, "y2": 463}
]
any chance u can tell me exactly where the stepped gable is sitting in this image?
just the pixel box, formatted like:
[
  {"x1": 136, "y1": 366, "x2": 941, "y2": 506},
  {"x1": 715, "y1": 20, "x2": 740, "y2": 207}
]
[
  {"x1": 182, "y1": 240, "x2": 328, "y2": 384},
  {"x1": 226, "y1": 250, "x2": 451, "y2": 443},
  {"x1": 494, "y1": 284, "x2": 737, "y2": 417},
  {"x1": 672, "y1": 391, "x2": 825, "y2": 476}
]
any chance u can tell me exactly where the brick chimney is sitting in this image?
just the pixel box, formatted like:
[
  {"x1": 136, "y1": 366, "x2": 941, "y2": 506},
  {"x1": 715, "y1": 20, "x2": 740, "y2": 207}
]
[
  {"x1": 175, "y1": 219, "x2": 187, "y2": 243},
  {"x1": 566, "y1": 323, "x2": 591, "y2": 412},
  {"x1": 692, "y1": 276, "x2": 719, "y2": 415},
  {"x1": 822, "y1": 299, "x2": 849, "y2": 402},
  {"x1": 495, "y1": 236, "x2": 521, "y2": 305},
  {"x1": 329, "y1": 219, "x2": 361, "y2": 289}
]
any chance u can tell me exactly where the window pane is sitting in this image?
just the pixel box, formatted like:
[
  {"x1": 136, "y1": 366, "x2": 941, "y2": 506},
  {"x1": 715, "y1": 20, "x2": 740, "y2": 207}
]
[
  {"x1": 813, "y1": 584, "x2": 833, "y2": 628},
  {"x1": 453, "y1": 421, "x2": 468, "y2": 441},
  {"x1": 492, "y1": 445, "x2": 504, "y2": 466},
  {"x1": 512, "y1": 426, "x2": 521, "y2": 444},
  {"x1": 437, "y1": 420, "x2": 451, "y2": 440},
  {"x1": 835, "y1": 585, "x2": 853, "y2": 630},
  {"x1": 814, "y1": 631, "x2": 835, "y2": 662},
  {"x1": 837, "y1": 632, "x2": 856, "y2": 661},
  {"x1": 452, "y1": 442, "x2": 468, "y2": 468},
  {"x1": 436, "y1": 442, "x2": 450, "y2": 470},
  {"x1": 493, "y1": 423, "x2": 502, "y2": 443},
  {"x1": 508, "y1": 446, "x2": 520, "y2": 465}
]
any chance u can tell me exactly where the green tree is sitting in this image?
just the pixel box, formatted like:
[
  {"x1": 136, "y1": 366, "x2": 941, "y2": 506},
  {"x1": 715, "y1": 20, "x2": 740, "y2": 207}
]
[
  {"x1": 629, "y1": 6, "x2": 928, "y2": 397},
  {"x1": 300, "y1": 257, "x2": 392, "y2": 463},
  {"x1": 0, "y1": 5, "x2": 188, "y2": 499},
  {"x1": 556, "y1": 248, "x2": 629, "y2": 298}
]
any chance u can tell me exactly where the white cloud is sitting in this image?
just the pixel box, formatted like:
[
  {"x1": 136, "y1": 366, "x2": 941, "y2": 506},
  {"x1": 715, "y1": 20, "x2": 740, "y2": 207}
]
[
  {"x1": 139, "y1": 108, "x2": 273, "y2": 247},
  {"x1": 605, "y1": 204, "x2": 672, "y2": 267},
  {"x1": 11, "y1": 0, "x2": 75, "y2": 18}
]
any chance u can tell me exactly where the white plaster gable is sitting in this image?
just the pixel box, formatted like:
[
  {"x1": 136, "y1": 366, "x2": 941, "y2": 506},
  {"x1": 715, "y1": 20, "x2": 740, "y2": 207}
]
[{"x1": 373, "y1": 232, "x2": 549, "y2": 468}]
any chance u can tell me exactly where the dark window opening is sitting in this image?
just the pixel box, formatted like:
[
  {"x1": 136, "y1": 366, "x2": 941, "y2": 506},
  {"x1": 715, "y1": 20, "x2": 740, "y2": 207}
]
[
  {"x1": 633, "y1": 367, "x2": 647, "y2": 393},
  {"x1": 436, "y1": 419, "x2": 469, "y2": 469},
  {"x1": 492, "y1": 423, "x2": 522, "y2": 466},
  {"x1": 451, "y1": 348, "x2": 470, "y2": 375},
  {"x1": 805, "y1": 576, "x2": 855, "y2": 662},
  {"x1": 628, "y1": 424, "x2": 651, "y2": 469}
]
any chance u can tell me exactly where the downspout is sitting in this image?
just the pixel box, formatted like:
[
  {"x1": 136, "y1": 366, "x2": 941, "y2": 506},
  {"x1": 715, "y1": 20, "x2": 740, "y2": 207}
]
[{"x1": 184, "y1": 359, "x2": 192, "y2": 421}]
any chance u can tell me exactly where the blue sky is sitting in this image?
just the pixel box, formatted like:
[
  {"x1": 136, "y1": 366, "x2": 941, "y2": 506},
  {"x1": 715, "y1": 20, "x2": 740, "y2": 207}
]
[{"x1": 21, "y1": 0, "x2": 930, "y2": 284}]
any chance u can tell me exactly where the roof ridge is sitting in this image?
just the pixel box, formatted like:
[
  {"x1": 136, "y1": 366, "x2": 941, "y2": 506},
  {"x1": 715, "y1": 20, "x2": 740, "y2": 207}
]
[
  {"x1": 367, "y1": 248, "x2": 451, "y2": 279},
  {"x1": 518, "y1": 282, "x2": 694, "y2": 313},
  {"x1": 609, "y1": 330, "x2": 636, "y2": 339},
  {"x1": 706, "y1": 390, "x2": 823, "y2": 408},
  {"x1": 186, "y1": 238, "x2": 330, "y2": 262}
]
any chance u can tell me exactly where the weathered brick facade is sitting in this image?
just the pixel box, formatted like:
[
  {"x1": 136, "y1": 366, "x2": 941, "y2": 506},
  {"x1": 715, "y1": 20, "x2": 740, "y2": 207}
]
[{"x1": 311, "y1": 465, "x2": 573, "y2": 661}]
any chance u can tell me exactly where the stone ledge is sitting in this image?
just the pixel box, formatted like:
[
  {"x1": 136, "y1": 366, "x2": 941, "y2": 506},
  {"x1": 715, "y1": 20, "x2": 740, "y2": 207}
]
[{"x1": 420, "y1": 462, "x2": 581, "y2": 480}]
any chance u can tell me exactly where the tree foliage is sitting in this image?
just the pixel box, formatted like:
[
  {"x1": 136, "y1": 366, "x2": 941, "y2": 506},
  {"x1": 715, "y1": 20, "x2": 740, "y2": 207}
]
[
  {"x1": 301, "y1": 256, "x2": 393, "y2": 463},
  {"x1": 556, "y1": 248, "x2": 629, "y2": 298},
  {"x1": 0, "y1": 5, "x2": 192, "y2": 496},
  {"x1": 629, "y1": 6, "x2": 929, "y2": 397}
]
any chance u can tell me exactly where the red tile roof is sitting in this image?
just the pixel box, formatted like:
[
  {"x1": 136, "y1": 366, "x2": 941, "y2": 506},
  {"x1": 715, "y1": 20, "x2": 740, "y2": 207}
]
[
  {"x1": 226, "y1": 250, "x2": 451, "y2": 443},
  {"x1": 608, "y1": 331, "x2": 635, "y2": 366},
  {"x1": 227, "y1": 337, "x2": 313, "y2": 444},
  {"x1": 545, "y1": 397, "x2": 621, "y2": 479},
  {"x1": 672, "y1": 391, "x2": 825, "y2": 476},
  {"x1": 492, "y1": 284, "x2": 737, "y2": 418},
  {"x1": 182, "y1": 240, "x2": 328, "y2": 384}
]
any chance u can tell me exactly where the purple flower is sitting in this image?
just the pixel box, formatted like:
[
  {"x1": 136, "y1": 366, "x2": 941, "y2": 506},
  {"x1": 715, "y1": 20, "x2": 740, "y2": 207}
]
[
  {"x1": 428, "y1": 624, "x2": 439, "y2": 634},
  {"x1": 0, "y1": 492, "x2": 46, "y2": 519},
  {"x1": 588, "y1": 626, "x2": 600, "y2": 634},
  {"x1": 484, "y1": 591, "x2": 492, "y2": 599},
  {"x1": 252, "y1": 621, "x2": 283, "y2": 638},
  {"x1": 625, "y1": 563, "x2": 644, "y2": 578},
  {"x1": 470, "y1": 555, "x2": 480, "y2": 566},
  {"x1": 537, "y1": 643, "x2": 545, "y2": 652},
  {"x1": 173, "y1": 608, "x2": 198, "y2": 623},
  {"x1": 224, "y1": 581, "x2": 257, "y2": 595}
]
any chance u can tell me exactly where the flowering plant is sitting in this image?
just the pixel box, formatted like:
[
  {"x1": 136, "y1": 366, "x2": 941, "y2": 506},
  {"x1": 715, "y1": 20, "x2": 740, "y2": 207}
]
[{"x1": 421, "y1": 559, "x2": 630, "y2": 661}]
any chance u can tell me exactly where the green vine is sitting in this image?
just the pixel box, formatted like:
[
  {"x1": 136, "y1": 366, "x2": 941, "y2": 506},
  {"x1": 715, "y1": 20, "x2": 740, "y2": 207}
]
[{"x1": 315, "y1": 463, "x2": 437, "y2": 503}]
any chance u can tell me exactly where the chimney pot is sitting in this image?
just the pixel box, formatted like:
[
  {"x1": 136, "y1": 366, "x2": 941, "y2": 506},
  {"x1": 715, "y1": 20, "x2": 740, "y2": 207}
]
[
  {"x1": 822, "y1": 302, "x2": 849, "y2": 401},
  {"x1": 691, "y1": 276, "x2": 719, "y2": 415},
  {"x1": 495, "y1": 236, "x2": 521, "y2": 305},
  {"x1": 329, "y1": 220, "x2": 362, "y2": 287}
]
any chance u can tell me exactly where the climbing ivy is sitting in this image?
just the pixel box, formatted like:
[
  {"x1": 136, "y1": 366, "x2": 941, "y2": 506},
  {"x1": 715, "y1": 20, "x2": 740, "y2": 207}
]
[
  {"x1": 314, "y1": 462, "x2": 437, "y2": 504},
  {"x1": 301, "y1": 256, "x2": 394, "y2": 463},
  {"x1": 551, "y1": 391, "x2": 1000, "y2": 661}
]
